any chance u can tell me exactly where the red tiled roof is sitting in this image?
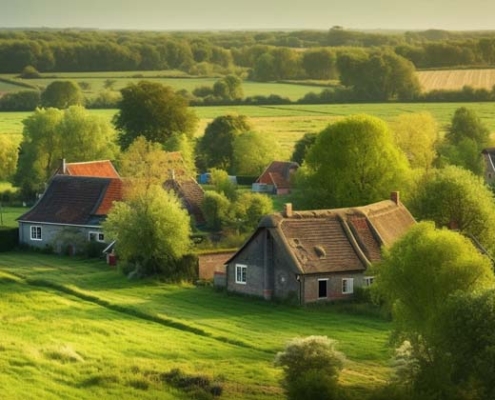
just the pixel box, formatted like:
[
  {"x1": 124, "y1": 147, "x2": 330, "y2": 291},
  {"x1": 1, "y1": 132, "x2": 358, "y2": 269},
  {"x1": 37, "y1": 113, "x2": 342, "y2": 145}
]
[
  {"x1": 18, "y1": 175, "x2": 123, "y2": 226},
  {"x1": 60, "y1": 160, "x2": 120, "y2": 178},
  {"x1": 256, "y1": 161, "x2": 299, "y2": 189}
]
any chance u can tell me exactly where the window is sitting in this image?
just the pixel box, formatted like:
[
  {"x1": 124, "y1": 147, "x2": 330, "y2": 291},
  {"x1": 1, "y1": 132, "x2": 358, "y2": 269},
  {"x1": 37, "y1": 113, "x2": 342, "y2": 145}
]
[
  {"x1": 235, "y1": 264, "x2": 247, "y2": 284},
  {"x1": 318, "y1": 279, "x2": 328, "y2": 298},
  {"x1": 89, "y1": 231, "x2": 105, "y2": 242},
  {"x1": 342, "y1": 278, "x2": 354, "y2": 294},
  {"x1": 30, "y1": 225, "x2": 42, "y2": 241},
  {"x1": 364, "y1": 276, "x2": 375, "y2": 287}
]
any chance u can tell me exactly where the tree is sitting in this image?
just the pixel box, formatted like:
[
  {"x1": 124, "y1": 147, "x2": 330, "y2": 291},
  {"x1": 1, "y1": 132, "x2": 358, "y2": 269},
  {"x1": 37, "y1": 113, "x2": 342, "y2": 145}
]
[
  {"x1": 201, "y1": 190, "x2": 231, "y2": 231},
  {"x1": 291, "y1": 132, "x2": 317, "y2": 165},
  {"x1": 375, "y1": 222, "x2": 495, "y2": 397},
  {"x1": 14, "y1": 106, "x2": 118, "y2": 198},
  {"x1": 431, "y1": 290, "x2": 495, "y2": 398},
  {"x1": 102, "y1": 185, "x2": 192, "y2": 278},
  {"x1": 114, "y1": 81, "x2": 197, "y2": 150},
  {"x1": 232, "y1": 192, "x2": 273, "y2": 232},
  {"x1": 441, "y1": 107, "x2": 491, "y2": 175},
  {"x1": 40, "y1": 80, "x2": 84, "y2": 109},
  {"x1": 296, "y1": 115, "x2": 410, "y2": 209},
  {"x1": 376, "y1": 222, "x2": 494, "y2": 356},
  {"x1": 0, "y1": 135, "x2": 19, "y2": 180},
  {"x1": 197, "y1": 114, "x2": 251, "y2": 172},
  {"x1": 274, "y1": 336, "x2": 345, "y2": 400},
  {"x1": 233, "y1": 131, "x2": 281, "y2": 176},
  {"x1": 0, "y1": 90, "x2": 40, "y2": 111},
  {"x1": 209, "y1": 168, "x2": 237, "y2": 200},
  {"x1": 117, "y1": 136, "x2": 171, "y2": 190},
  {"x1": 213, "y1": 75, "x2": 244, "y2": 101},
  {"x1": 338, "y1": 50, "x2": 420, "y2": 101},
  {"x1": 390, "y1": 112, "x2": 439, "y2": 170},
  {"x1": 408, "y1": 165, "x2": 495, "y2": 256},
  {"x1": 301, "y1": 48, "x2": 337, "y2": 80}
]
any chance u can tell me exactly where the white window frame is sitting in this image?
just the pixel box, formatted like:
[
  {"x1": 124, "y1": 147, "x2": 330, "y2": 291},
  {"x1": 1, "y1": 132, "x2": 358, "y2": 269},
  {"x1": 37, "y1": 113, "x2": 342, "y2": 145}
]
[
  {"x1": 318, "y1": 278, "x2": 329, "y2": 299},
  {"x1": 88, "y1": 231, "x2": 105, "y2": 243},
  {"x1": 235, "y1": 264, "x2": 247, "y2": 284},
  {"x1": 364, "y1": 276, "x2": 375, "y2": 287},
  {"x1": 342, "y1": 278, "x2": 354, "y2": 294},
  {"x1": 30, "y1": 225, "x2": 42, "y2": 241}
]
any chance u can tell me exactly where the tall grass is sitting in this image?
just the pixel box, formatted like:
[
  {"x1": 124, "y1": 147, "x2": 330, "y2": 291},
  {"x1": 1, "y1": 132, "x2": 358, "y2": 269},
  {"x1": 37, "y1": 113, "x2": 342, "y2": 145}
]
[{"x1": 0, "y1": 252, "x2": 393, "y2": 398}]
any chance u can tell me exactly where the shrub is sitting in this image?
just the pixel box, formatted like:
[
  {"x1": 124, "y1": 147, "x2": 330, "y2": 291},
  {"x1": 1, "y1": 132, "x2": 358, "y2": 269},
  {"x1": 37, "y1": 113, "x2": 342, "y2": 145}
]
[
  {"x1": 20, "y1": 65, "x2": 41, "y2": 79},
  {"x1": 274, "y1": 336, "x2": 345, "y2": 400},
  {"x1": 0, "y1": 90, "x2": 40, "y2": 111}
]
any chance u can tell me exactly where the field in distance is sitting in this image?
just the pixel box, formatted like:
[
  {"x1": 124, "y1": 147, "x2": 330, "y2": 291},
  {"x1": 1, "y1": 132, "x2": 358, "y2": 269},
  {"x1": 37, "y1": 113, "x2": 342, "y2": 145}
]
[
  {"x1": 417, "y1": 69, "x2": 495, "y2": 91},
  {"x1": 0, "y1": 252, "x2": 392, "y2": 399}
]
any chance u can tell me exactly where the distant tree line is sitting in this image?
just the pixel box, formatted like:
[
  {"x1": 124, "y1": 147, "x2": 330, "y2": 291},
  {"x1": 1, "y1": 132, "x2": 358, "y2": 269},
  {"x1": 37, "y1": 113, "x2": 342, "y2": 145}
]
[{"x1": 2, "y1": 28, "x2": 495, "y2": 77}]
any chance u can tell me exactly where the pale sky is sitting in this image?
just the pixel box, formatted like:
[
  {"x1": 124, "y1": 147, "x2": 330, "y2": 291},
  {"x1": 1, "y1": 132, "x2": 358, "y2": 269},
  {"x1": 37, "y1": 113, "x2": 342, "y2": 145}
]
[{"x1": 1, "y1": 0, "x2": 495, "y2": 31}]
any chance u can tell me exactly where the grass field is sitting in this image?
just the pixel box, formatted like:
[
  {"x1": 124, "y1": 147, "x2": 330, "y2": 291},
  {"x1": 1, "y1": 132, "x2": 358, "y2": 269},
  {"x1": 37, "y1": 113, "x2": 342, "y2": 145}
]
[
  {"x1": 417, "y1": 69, "x2": 495, "y2": 91},
  {"x1": 0, "y1": 72, "x2": 327, "y2": 102},
  {"x1": 0, "y1": 206, "x2": 25, "y2": 227},
  {"x1": 3, "y1": 102, "x2": 495, "y2": 156},
  {"x1": 0, "y1": 252, "x2": 393, "y2": 399}
]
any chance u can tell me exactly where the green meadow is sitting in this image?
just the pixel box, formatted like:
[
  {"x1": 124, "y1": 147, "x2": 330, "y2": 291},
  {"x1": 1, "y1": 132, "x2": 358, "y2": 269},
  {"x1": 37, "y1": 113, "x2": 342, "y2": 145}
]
[{"x1": 0, "y1": 252, "x2": 392, "y2": 399}]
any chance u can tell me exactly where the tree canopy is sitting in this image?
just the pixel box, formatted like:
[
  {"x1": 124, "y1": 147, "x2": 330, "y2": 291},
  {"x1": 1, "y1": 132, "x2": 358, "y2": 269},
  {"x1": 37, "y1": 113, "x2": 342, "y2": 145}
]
[
  {"x1": 390, "y1": 112, "x2": 439, "y2": 170},
  {"x1": 0, "y1": 135, "x2": 19, "y2": 180},
  {"x1": 291, "y1": 132, "x2": 317, "y2": 165},
  {"x1": 197, "y1": 114, "x2": 251, "y2": 172},
  {"x1": 14, "y1": 106, "x2": 118, "y2": 198},
  {"x1": 103, "y1": 185, "x2": 192, "y2": 278},
  {"x1": 40, "y1": 80, "x2": 84, "y2": 109},
  {"x1": 295, "y1": 114, "x2": 410, "y2": 209},
  {"x1": 233, "y1": 130, "x2": 281, "y2": 176},
  {"x1": 114, "y1": 81, "x2": 197, "y2": 150},
  {"x1": 408, "y1": 165, "x2": 495, "y2": 256}
]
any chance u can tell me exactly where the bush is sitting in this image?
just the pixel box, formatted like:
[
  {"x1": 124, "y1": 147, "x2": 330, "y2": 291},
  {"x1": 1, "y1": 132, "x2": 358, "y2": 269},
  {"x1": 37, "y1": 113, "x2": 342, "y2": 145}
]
[
  {"x1": 274, "y1": 336, "x2": 345, "y2": 400},
  {"x1": 19, "y1": 65, "x2": 41, "y2": 79},
  {"x1": 0, "y1": 90, "x2": 40, "y2": 111}
]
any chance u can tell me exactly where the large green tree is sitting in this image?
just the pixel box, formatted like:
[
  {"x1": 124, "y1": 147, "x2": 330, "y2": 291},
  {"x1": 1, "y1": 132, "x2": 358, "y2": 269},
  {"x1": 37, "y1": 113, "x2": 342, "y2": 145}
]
[
  {"x1": 338, "y1": 50, "x2": 420, "y2": 101},
  {"x1": 103, "y1": 185, "x2": 192, "y2": 278},
  {"x1": 296, "y1": 115, "x2": 410, "y2": 209},
  {"x1": 233, "y1": 130, "x2": 281, "y2": 175},
  {"x1": 40, "y1": 80, "x2": 84, "y2": 109},
  {"x1": 114, "y1": 81, "x2": 197, "y2": 150},
  {"x1": 0, "y1": 135, "x2": 19, "y2": 180},
  {"x1": 291, "y1": 132, "x2": 317, "y2": 165},
  {"x1": 390, "y1": 112, "x2": 439, "y2": 171},
  {"x1": 14, "y1": 106, "x2": 118, "y2": 198},
  {"x1": 440, "y1": 107, "x2": 491, "y2": 175},
  {"x1": 375, "y1": 222, "x2": 495, "y2": 397},
  {"x1": 408, "y1": 165, "x2": 495, "y2": 256},
  {"x1": 197, "y1": 114, "x2": 251, "y2": 172}
]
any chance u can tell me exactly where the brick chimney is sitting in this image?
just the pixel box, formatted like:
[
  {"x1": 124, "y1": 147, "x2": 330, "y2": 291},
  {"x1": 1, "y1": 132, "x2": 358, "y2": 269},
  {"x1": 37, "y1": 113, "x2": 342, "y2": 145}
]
[
  {"x1": 390, "y1": 191, "x2": 400, "y2": 205},
  {"x1": 284, "y1": 203, "x2": 293, "y2": 218}
]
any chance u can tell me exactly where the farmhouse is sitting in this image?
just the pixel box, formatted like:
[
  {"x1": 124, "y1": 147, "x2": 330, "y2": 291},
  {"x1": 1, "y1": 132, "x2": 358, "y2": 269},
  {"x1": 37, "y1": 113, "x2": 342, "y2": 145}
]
[
  {"x1": 164, "y1": 177, "x2": 206, "y2": 226},
  {"x1": 55, "y1": 159, "x2": 120, "y2": 178},
  {"x1": 252, "y1": 161, "x2": 299, "y2": 195},
  {"x1": 17, "y1": 175, "x2": 123, "y2": 254},
  {"x1": 224, "y1": 192, "x2": 415, "y2": 304}
]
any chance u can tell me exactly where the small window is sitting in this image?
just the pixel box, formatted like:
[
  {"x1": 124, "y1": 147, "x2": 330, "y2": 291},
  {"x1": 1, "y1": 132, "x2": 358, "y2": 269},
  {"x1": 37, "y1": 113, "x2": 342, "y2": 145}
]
[
  {"x1": 30, "y1": 225, "x2": 42, "y2": 241},
  {"x1": 89, "y1": 231, "x2": 105, "y2": 243},
  {"x1": 342, "y1": 278, "x2": 354, "y2": 294},
  {"x1": 235, "y1": 264, "x2": 247, "y2": 284},
  {"x1": 318, "y1": 279, "x2": 328, "y2": 298},
  {"x1": 364, "y1": 276, "x2": 374, "y2": 286}
]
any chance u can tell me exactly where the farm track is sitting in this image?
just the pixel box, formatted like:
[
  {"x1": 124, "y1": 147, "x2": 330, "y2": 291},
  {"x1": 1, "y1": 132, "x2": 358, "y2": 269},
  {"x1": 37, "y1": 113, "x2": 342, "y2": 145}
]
[{"x1": 0, "y1": 268, "x2": 269, "y2": 354}]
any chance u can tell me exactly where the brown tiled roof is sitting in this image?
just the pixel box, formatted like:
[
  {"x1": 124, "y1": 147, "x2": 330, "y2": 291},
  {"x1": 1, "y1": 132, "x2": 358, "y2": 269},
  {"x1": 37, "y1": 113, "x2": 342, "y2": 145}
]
[
  {"x1": 18, "y1": 175, "x2": 123, "y2": 226},
  {"x1": 59, "y1": 160, "x2": 120, "y2": 178},
  {"x1": 231, "y1": 197, "x2": 416, "y2": 275},
  {"x1": 256, "y1": 161, "x2": 299, "y2": 189},
  {"x1": 164, "y1": 178, "x2": 205, "y2": 225}
]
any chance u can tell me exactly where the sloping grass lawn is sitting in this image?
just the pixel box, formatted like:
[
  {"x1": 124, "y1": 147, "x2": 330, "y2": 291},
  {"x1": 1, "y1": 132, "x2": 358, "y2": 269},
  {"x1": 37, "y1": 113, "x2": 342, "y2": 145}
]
[
  {"x1": 0, "y1": 206, "x2": 26, "y2": 228},
  {"x1": 0, "y1": 252, "x2": 393, "y2": 399}
]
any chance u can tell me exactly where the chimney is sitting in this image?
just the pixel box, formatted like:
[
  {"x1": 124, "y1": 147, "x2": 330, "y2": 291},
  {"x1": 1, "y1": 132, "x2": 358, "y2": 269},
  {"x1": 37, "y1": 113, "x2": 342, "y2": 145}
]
[
  {"x1": 284, "y1": 203, "x2": 293, "y2": 218},
  {"x1": 61, "y1": 158, "x2": 66, "y2": 174},
  {"x1": 390, "y1": 191, "x2": 400, "y2": 205}
]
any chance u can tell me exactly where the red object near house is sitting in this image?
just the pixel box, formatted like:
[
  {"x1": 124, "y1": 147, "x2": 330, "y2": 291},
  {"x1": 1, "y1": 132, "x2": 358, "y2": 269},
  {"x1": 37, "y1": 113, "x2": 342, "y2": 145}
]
[{"x1": 107, "y1": 253, "x2": 117, "y2": 266}]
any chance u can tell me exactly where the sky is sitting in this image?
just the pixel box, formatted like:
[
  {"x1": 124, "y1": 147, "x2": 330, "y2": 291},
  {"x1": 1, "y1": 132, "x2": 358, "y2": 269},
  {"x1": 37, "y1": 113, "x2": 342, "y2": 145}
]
[{"x1": 2, "y1": 0, "x2": 495, "y2": 31}]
